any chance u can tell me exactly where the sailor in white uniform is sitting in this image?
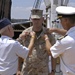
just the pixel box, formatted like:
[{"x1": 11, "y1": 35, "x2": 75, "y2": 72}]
[
  {"x1": 44, "y1": 6, "x2": 75, "y2": 75},
  {"x1": 51, "y1": 6, "x2": 75, "y2": 75}
]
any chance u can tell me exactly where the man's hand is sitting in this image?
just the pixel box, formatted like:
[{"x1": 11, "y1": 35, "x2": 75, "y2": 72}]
[
  {"x1": 19, "y1": 32, "x2": 30, "y2": 40},
  {"x1": 30, "y1": 31, "x2": 36, "y2": 39},
  {"x1": 16, "y1": 71, "x2": 21, "y2": 75},
  {"x1": 41, "y1": 34, "x2": 49, "y2": 41},
  {"x1": 45, "y1": 28, "x2": 55, "y2": 34}
]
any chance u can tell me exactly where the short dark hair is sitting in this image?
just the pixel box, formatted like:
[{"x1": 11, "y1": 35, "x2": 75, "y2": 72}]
[
  {"x1": 58, "y1": 14, "x2": 75, "y2": 24},
  {"x1": 68, "y1": 16, "x2": 75, "y2": 24}
]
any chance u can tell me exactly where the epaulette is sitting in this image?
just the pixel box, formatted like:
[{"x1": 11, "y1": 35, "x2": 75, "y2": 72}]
[{"x1": 57, "y1": 35, "x2": 67, "y2": 40}]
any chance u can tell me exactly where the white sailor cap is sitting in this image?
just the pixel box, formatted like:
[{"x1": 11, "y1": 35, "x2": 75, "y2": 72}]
[{"x1": 56, "y1": 6, "x2": 75, "y2": 18}]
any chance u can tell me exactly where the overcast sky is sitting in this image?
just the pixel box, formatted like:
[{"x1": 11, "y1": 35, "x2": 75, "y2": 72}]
[{"x1": 11, "y1": 0, "x2": 75, "y2": 19}]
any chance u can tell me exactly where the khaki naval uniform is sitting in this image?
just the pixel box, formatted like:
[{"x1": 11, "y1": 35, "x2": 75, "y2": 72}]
[{"x1": 21, "y1": 26, "x2": 55, "y2": 75}]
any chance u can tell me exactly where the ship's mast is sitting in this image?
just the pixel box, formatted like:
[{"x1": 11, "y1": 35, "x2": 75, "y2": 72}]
[
  {"x1": 44, "y1": 0, "x2": 69, "y2": 28},
  {"x1": 33, "y1": 0, "x2": 42, "y2": 9}
]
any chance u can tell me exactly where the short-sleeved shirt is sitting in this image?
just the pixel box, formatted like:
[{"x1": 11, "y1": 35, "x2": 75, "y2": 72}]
[
  {"x1": 21, "y1": 26, "x2": 55, "y2": 75},
  {"x1": 50, "y1": 26, "x2": 75, "y2": 75},
  {"x1": 0, "y1": 36, "x2": 29, "y2": 75}
]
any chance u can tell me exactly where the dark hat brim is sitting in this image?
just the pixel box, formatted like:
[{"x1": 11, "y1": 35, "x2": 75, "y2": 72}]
[{"x1": 0, "y1": 18, "x2": 11, "y2": 29}]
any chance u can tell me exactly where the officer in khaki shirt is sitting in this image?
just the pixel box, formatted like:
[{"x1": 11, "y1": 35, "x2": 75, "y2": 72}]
[{"x1": 19, "y1": 9, "x2": 56, "y2": 75}]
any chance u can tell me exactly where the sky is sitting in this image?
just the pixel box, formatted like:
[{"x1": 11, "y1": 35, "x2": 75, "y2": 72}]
[{"x1": 11, "y1": 0, "x2": 75, "y2": 19}]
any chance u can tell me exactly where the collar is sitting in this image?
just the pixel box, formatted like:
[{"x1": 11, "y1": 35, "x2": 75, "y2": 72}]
[
  {"x1": 1, "y1": 35, "x2": 12, "y2": 40},
  {"x1": 31, "y1": 26, "x2": 46, "y2": 39},
  {"x1": 66, "y1": 26, "x2": 75, "y2": 35}
]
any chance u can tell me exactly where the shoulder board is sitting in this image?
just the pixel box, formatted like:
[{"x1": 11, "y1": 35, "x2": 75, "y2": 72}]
[{"x1": 57, "y1": 35, "x2": 67, "y2": 40}]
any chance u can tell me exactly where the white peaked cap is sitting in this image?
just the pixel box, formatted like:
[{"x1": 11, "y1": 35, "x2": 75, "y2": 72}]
[{"x1": 56, "y1": 6, "x2": 75, "y2": 15}]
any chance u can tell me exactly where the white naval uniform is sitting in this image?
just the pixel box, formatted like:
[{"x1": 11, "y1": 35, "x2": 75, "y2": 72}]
[
  {"x1": 50, "y1": 26, "x2": 75, "y2": 75},
  {"x1": 0, "y1": 36, "x2": 29, "y2": 75}
]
